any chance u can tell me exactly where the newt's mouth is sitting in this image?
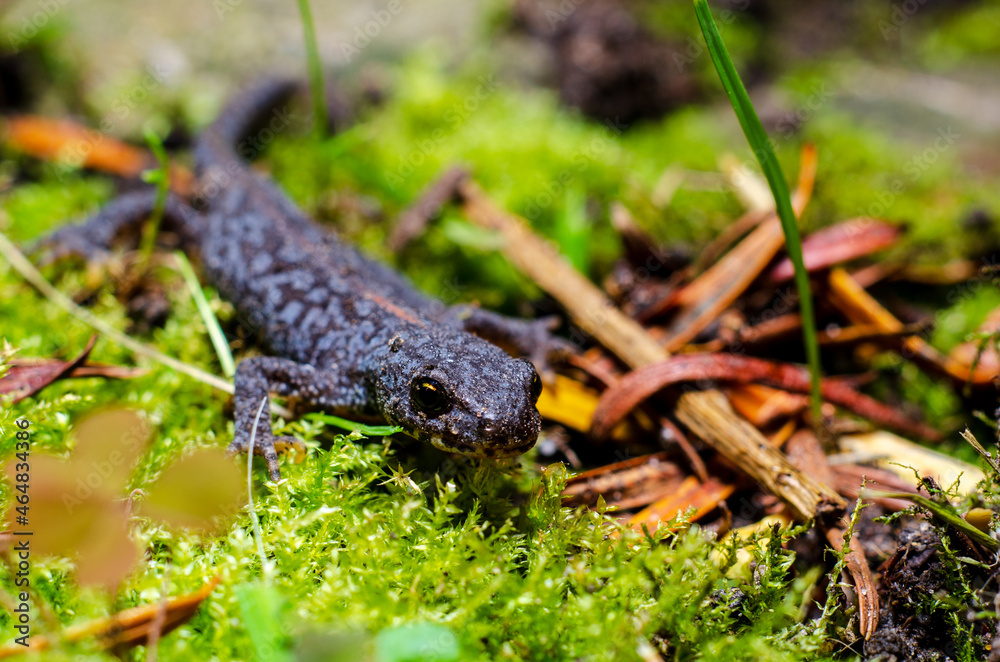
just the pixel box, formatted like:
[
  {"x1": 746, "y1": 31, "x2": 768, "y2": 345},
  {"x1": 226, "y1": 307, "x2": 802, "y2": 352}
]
[{"x1": 420, "y1": 433, "x2": 537, "y2": 458}]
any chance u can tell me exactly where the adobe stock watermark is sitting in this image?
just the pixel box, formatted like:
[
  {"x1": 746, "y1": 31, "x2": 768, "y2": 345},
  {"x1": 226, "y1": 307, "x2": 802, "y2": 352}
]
[
  {"x1": 521, "y1": 115, "x2": 627, "y2": 223},
  {"x1": 386, "y1": 74, "x2": 499, "y2": 189},
  {"x1": 213, "y1": 0, "x2": 244, "y2": 20},
  {"x1": 773, "y1": 83, "x2": 831, "y2": 139},
  {"x1": 878, "y1": 0, "x2": 932, "y2": 40},
  {"x1": 672, "y1": 0, "x2": 752, "y2": 72},
  {"x1": 542, "y1": 0, "x2": 586, "y2": 29},
  {"x1": 858, "y1": 126, "x2": 959, "y2": 219},
  {"x1": 340, "y1": 0, "x2": 406, "y2": 63},
  {"x1": 6, "y1": 0, "x2": 74, "y2": 51},
  {"x1": 195, "y1": 105, "x2": 302, "y2": 209},
  {"x1": 52, "y1": 64, "x2": 170, "y2": 179}
]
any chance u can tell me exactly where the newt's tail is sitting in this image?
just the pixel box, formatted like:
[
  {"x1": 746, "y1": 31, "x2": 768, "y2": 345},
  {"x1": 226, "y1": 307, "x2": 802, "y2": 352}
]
[{"x1": 193, "y1": 78, "x2": 303, "y2": 174}]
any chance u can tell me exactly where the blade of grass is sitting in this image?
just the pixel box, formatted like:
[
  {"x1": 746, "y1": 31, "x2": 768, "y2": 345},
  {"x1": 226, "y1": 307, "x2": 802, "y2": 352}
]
[
  {"x1": 867, "y1": 490, "x2": 999, "y2": 552},
  {"x1": 248, "y1": 396, "x2": 274, "y2": 578},
  {"x1": 173, "y1": 251, "x2": 236, "y2": 378},
  {"x1": 295, "y1": 0, "x2": 328, "y2": 139},
  {"x1": 0, "y1": 227, "x2": 233, "y2": 395},
  {"x1": 305, "y1": 412, "x2": 402, "y2": 437},
  {"x1": 693, "y1": 0, "x2": 822, "y2": 420},
  {"x1": 0, "y1": 226, "x2": 298, "y2": 418},
  {"x1": 137, "y1": 127, "x2": 170, "y2": 273}
]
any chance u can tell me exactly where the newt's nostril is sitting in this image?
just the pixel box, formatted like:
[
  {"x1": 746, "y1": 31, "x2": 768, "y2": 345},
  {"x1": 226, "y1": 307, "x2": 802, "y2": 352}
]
[{"x1": 479, "y1": 417, "x2": 498, "y2": 437}]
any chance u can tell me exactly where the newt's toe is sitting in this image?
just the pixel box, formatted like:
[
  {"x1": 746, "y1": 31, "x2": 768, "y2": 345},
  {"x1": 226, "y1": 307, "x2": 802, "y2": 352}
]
[{"x1": 227, "y1": 432, "x2": 304, "y2": 481}]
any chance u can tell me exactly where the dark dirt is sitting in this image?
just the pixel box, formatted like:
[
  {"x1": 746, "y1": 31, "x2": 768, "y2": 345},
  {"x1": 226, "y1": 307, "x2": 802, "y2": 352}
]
[
  {"x1": 510, "y1": 0, "x2": 701, "y2": 125},
  {"x1": 864, "y1": 521, "x2": 993, "y2": 661}
]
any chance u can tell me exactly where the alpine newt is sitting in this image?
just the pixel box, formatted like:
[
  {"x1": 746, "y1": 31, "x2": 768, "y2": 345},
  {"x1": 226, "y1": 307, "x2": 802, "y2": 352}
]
[{"x1": 33, "y1": 79, "x2": 565, "y2": 479}]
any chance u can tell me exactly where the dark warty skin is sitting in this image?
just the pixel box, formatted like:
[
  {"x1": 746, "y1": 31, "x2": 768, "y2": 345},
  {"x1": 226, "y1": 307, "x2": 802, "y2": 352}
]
[{"x1": 32, "y1": 79, "x2": 566, "y2": 479}]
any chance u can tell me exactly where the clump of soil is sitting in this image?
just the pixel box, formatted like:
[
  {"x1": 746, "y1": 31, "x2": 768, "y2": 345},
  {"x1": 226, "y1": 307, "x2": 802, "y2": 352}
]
[
  {"x1": 510, "y1": 0, "x2": 700, "y2": 125},
  {"x1": 864, "y1": 521, "x2": 992, "y2": 661}
]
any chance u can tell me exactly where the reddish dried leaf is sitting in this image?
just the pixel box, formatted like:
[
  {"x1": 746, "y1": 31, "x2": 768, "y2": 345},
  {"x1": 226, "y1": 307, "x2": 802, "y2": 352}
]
[
  {"x1": 768, "y1": 218, "x2": 902, "y2": 284},
  {"x1": 2, "y1": 115, "x2": 193, "y2": 194},
  {"x1": 830, "y1": 464, "x2": 919, "y2": 512},
  {"x1": 590, "y1": 353, "x2": 941, "y2": 442},
  {"x1": 0, "y1": 336, "x2": 97, "y2": 403},
  {"x1": 784, "y1": 429, "x2": 835, "y2": 486},
  {"x1": 65, "y1": 364, "x2": 147, "y2": 380},
  {"x1": 826, "y1": 525, "x2": 879, "y2": 640}
]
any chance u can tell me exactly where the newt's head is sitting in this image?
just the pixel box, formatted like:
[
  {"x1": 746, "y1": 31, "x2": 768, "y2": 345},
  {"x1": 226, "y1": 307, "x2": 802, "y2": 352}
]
[{"x1": 372, "y1": 332, "x2": 542, "y2": 458}]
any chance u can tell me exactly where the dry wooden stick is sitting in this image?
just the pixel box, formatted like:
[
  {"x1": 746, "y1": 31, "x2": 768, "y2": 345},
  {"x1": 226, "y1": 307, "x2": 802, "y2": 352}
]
[{"x1": 454, "y1": 177, "x2": 845, "y2": 522}]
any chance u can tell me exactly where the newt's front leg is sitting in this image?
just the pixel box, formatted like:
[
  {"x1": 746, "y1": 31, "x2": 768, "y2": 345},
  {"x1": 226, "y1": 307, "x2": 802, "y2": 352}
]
[
  {"x1": 230, "y1": 356, "x2": 351, "y2": 480},
  {"x1": 448, "y1": 305, "x2": 571, "y2": 376}
]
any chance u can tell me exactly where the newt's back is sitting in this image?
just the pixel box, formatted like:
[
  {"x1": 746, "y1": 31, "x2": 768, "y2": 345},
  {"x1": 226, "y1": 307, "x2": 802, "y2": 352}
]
[{"x1": 194, "y1": 79, "x2": 446, "y2": 367}]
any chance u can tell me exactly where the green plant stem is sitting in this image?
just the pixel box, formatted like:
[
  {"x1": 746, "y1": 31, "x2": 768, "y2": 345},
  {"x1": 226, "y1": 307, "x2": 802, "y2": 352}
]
[
  {"x1": 174, "y1": 251, "x2": 236, "y2": 378},
  {"x1": 247, "y1": 396, "x2": 274, "y2": 578},
  {"x1": 872, "y1": 491, "x2": 998, "y2": 552},
  {"x1": 693, "y1": 0, "x2": 823, "y2": 421},
  {"x1": 295, "y1": 0, "x2": 328, "y2": 139},
  {"x1": 305, "y1": 412, "x2": 402, "y2": 437},
  {"x1": 138, "y1": 127, "x2": 170, "y2": 273}
]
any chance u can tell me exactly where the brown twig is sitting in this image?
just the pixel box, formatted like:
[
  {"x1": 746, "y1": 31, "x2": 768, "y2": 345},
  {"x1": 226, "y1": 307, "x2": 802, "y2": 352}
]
[{"x1": 389, "y1": 166, "x2": 471, "y2": 252}]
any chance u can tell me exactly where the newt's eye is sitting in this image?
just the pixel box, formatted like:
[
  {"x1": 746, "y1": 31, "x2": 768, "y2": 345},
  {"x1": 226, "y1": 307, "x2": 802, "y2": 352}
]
[
  {"x1": 528, "y1": 370, "x2": 543, "y2": 403},
  {"x1": 410, "y1": 378, "x2": 451, "y2": 416}
]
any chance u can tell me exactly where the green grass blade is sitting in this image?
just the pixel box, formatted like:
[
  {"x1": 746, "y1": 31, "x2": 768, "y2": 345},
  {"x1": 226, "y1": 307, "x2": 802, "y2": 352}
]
[
  {"x1": 138, "y1": 126, "x2": 170, "y2": 272},
  {"x1": 870, "y1": 490, "x2": 998, "y2": 552},
  {"x1": 693, "y1": 0, "x2": 822, "y2": 419},
  {"x1": 295, "y1": 0, "x2": 328, "y2": 139},
  {"x1": 174, "y1": 251, "x2": 237, "y2": 378},
  {"x1": 306, "y1": 412, "x2": 403, "y2": 437}
]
